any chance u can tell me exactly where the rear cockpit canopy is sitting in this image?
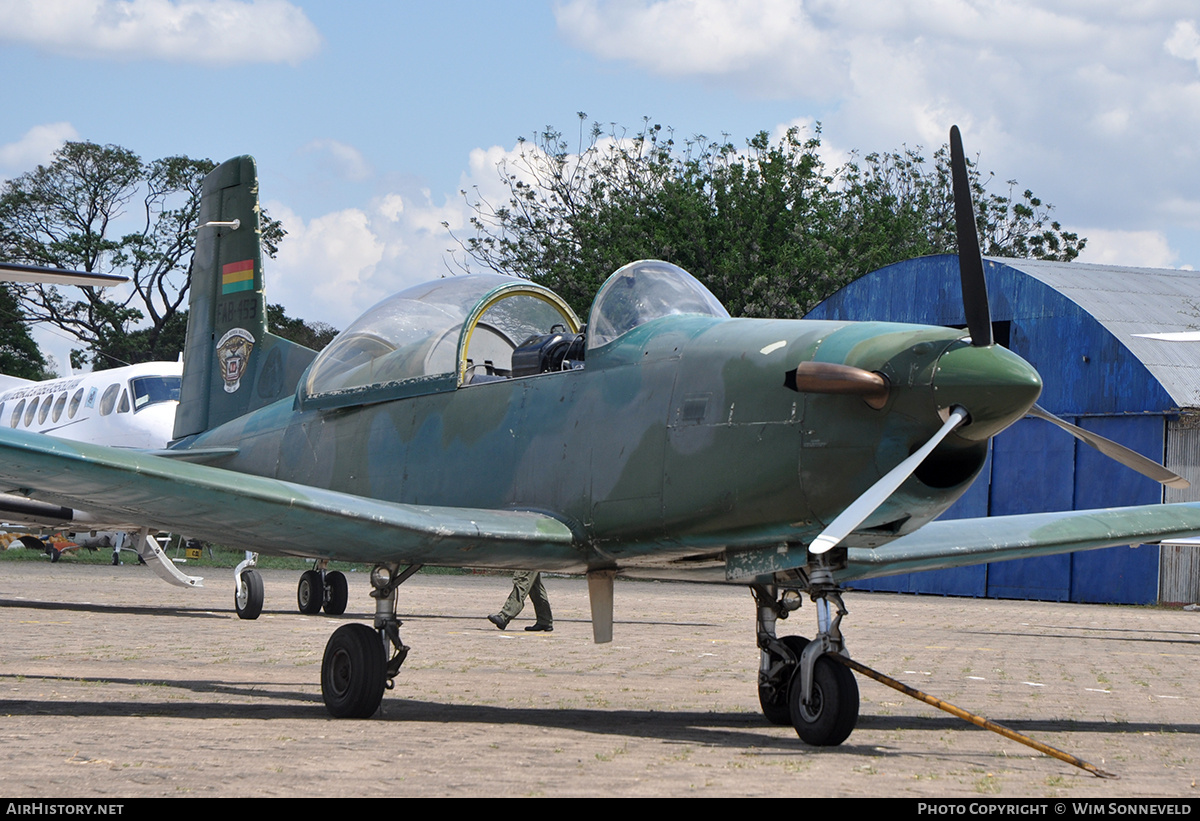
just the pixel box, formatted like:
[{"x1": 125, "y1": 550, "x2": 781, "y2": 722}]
[{"x1": 298, "y1": 262, "x2": 730, "y2": 410}]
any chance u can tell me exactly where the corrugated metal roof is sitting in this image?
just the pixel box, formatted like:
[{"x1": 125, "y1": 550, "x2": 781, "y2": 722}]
[{"x1": 996, "y1": 259, "x2": 1200, "y2": 408}]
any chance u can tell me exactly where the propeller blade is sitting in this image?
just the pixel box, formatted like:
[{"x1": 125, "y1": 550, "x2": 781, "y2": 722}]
[
  {"x1": 784, "y1": 362, "x2": 890, "y2": 409},
  {"x1": 809, "y1": 407, "x2": 969, "y2": 554},
  {"x1": 1028, "y1": 404, "x2": 1189, "y2": 489},
  {"x1": 1132, "y1": 331, "x2": 1200, "y2": 342},
  {"x1": 950, "y1": 126, "x2": 993, "y2": 347}
]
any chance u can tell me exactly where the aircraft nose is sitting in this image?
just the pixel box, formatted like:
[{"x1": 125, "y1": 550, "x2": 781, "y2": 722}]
[{"x1": 931, "y1": 343, "x2": 1042, "y2": 441}]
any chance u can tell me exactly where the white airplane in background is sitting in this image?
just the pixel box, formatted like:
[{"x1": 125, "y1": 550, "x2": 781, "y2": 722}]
[{"x1": 0, "y1": 263, "x2": 201, "y2": 588}]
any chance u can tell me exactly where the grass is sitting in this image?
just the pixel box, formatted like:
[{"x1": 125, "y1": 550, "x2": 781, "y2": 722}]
[{"x1": 0, "y1": 538, "x2": 470, "y2": 574}]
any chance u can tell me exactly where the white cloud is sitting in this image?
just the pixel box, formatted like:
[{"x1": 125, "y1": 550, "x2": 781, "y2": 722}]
[
  {"x1": 0, "y1": 0, "x2": 321, "y2": 65},
  {"x1": 0, "y1": 122, "x2": 78, "y2": 176},
  {"x1": 264, "y1": 204, "x2": 387, "y2": 327},
  {"x1": 262, "y1": 181, "x2": 480, "y2": 328},
  {"x1": 556, "y1": 0, "x2": 847, "y2": 97},
  {"x1": 300, "y1": 139, "x2": 372, "y2": 182},
  {"x1": 1165, "y1": 20, "x2": 1200, "y2": 72},
  {"x1": 1077, "y1": 229, "x2": 1178, "y2": 269},
  {"x1": 555, "y1": 1, "x2": 1200, "y2": 268}
]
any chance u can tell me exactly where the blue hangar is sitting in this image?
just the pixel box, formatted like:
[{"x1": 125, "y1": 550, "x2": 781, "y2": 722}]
[{"x1": 806, "y1": 255, "x2": 1200, "y2": 605}]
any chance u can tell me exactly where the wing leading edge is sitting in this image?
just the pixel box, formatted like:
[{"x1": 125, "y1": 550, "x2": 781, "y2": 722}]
[
  {"x1": 838, "y1": 504, "x2": 1200, "y2": 582},
  {"x1": 0, "y1": 428, "x2": 582, "y2": 570}
]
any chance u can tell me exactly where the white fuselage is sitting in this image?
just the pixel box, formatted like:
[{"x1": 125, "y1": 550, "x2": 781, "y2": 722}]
[
  {"x1": 0, "y1": 361, "x2": 182, "y2": 532},
  {"x1": 0, "y1": 361, "x2": 182, "y2": 449}
]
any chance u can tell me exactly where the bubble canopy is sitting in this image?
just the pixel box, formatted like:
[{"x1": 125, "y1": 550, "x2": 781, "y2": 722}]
[
  {"x1": 299, "y1": 262, "x2": 729, "y2": 409},
  {"x1": 587, "y1": 260, "x2": 729, "y2": 349}
]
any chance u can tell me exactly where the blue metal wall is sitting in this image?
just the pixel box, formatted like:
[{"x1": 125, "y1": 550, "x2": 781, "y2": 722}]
[{"x1": 810, "y1": 256, "x2": 1168, "y2": 603}]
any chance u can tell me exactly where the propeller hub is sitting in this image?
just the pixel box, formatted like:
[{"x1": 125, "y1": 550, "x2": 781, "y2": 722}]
[{"x1": 932, "y1": 343, "x2": 1042, "y2": 441}]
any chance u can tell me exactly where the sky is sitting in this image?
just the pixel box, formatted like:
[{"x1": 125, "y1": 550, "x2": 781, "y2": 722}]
[{"x1": 3, "y1": 0, "x2": 1200, "y2": 368}]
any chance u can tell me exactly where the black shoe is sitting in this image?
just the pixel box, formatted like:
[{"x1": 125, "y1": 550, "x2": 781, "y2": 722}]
[
  {"x1": 488, "y1": 614, "x2": 508, "y2": 630},
  {"x1": 525, "y1": 623, "x2": 553, "y2": 632}
]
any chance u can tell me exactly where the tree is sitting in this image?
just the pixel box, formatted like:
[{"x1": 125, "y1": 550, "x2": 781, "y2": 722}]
[
  {"x1": 0, "y1": 282, "x2": 54, "y2": 380},
  {"x1": 267, "y1": 303, "x2": 338, "y2": 350},
  {"x1": 453, "y1": 116, "x2": 1085, "y2": 319},
  {"x1": 0, "y1": 142, "x2": 285, "y2": 370}
]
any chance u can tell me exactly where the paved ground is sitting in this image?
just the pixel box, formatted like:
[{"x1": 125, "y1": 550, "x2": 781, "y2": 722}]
[{"x1": 0, "y1": 561, "x2": 1197, "y2": 798}]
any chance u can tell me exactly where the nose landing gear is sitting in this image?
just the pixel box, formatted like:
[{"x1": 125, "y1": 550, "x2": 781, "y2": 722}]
[{"x1": 753, "y1": 561, "x2": 860, "y2": 746}]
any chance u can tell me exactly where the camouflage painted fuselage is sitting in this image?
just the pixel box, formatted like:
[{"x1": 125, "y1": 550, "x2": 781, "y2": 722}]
[{"x1": 186, "y1": 312, "x2": 1024, "y2": 572}]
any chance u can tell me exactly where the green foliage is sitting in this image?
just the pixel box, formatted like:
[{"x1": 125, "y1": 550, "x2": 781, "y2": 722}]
[
  {"x1": 453, "y1": 116, "x2": 1085, "y2": 318},
  {"x1": 0, "y1": 142, "x2": 287, "y2": 370},
  {"x1": 267, "y1": 303, "x2": 338, "y2": 350},
  {"x1": 0, "y1": 282, "x2": 54, "y2": 379}
]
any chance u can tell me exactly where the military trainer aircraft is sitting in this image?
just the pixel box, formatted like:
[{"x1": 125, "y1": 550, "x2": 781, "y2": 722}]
[{"x1": 3, "y1": 127, "x2": 1200, "y2": 747}]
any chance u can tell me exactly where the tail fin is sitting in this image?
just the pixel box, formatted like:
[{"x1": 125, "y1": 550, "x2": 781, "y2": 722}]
[{"x1": 174, "y1": 156, "x2": 317, "y2": 441}]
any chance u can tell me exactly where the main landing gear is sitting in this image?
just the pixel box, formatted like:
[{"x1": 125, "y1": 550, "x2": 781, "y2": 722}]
[
  {"x1": 320, "y1": 563, "x2": 418, "y2": 718},
  {"x1": 234, "y1": 552, "x2": 263, "y2": 620},
  {"x1": 298, "y1": 562, "x2": 349, "y2": 616},
  {"x1": 753, "y1": 561, "x2": 860, "y2": 746}
]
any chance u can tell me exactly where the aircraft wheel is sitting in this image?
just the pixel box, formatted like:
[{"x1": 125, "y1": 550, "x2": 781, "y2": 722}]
[
  {"x1": 323, "y1": 571, "x2": 349, "y2": 616},
  {"x1": 788, "y1": 653, "x2": 859, "y2": 746},
  {"x1": 236, "y1": 569, "x2": 264, "y2": 620},
  {"x1": 111, "y1": 551, "x2": 119, "y2": 566},
  {"x1": 758, "y1": 635, "x2": 809, "y2": 725},
  {"x1": 322, "y1": 623, "x2": 386, "y2": 718},
  {"x1": 297, "y1": 570, "x2": 325, "y2": 614},
  {"x1": 48, "y1": 547, "x2": 61, "y2": 563}
]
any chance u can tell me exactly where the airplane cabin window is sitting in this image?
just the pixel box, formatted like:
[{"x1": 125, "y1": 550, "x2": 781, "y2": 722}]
[
  {"x1": 52, "y1": 392, "x2": 67, "y2": 422},
  {"x1": 10, "y1": 399, "x2": 23, "y2": 427},
  {"x1": 38, "y1": 397, "x2": 51, "y2": 424},
  {"x1": 131, "y1": 375, "x2": 181, "y2": 410},
  {"x1": 24, "y1": 397, "x2": 39, "y2": 426},
  {"x1": 99, "y1": 383, "x2": 120, "y2": 416},
  {"x1": 118, "y1": 389, "x2": 131, "y2": 413},
  {"x1": 67, "y1": 388, "x2": 83, "y2": 419}
]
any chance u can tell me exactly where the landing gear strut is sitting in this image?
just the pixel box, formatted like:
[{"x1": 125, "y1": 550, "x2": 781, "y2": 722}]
[
  {"x1": 320, "y1": 563, "x2": 419, "y2": 718},
  {"x1": 753, "y1": 558, "x2": 860, "y2": 746}
]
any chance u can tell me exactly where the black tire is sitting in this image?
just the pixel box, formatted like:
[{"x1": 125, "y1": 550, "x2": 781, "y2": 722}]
[
  {"x1": 788, "y1": 653, "x2": 859, "y2": 746},
  {"x1": 758, "y1": 635, "x2": 809, "y2": 726},
  {"x1": 235, "y1": 569, "x2": 264, "y2": 620},
  {"x1": 322, "y1": 623, "x2": 386, "y2": 718},
  {"x1": 111, "y1": 551, "x2": 119, "y2": 566},
  {"x1": 297, "y1": 570, "x2": 324, "y2": 614},
  {"x1": 323, "y1": 571, "x2": 349, "y2": 616}
]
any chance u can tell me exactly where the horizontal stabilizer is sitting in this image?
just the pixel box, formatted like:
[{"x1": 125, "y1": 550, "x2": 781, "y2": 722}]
[{"x1": 141, "y1": 447, "x2": 240, "y2": 463}]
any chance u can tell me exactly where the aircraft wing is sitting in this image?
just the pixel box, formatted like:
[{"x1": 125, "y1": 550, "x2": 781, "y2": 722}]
[
  {"x1": 838, "y1": 504, "x2": 1200, "y2": 581},
  {"x1": 0, "y1": 427, "x2": 582, "y2": 570},
  {"x1": 0, "y1": 262, "x2": 128, "y2": 287}
]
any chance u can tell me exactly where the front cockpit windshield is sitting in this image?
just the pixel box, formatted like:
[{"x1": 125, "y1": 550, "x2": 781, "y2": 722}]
[
  {"x1": 130, "y1": 376, "x2": 181, "y2": 411},
  {"x1": 587, "y1": 260, "x2": 729, "y2": 350},
  {"x1": 303, "y1": 275, "x2": 581, "y2": 405}
]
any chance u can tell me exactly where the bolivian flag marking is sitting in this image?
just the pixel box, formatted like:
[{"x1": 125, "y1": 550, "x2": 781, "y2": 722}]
[{"x1": 222, "y1": 259, "x2": 255, "y2": 294}]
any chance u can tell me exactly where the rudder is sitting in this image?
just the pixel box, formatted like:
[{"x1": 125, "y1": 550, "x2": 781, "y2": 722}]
[{"x1": 174, "y1": 156, "x2": 316, "y2": 440}]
